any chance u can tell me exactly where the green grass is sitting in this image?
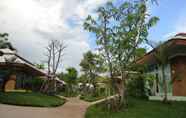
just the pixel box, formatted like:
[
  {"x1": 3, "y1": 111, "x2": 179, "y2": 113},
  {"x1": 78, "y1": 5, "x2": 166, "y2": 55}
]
[
  {"x1": 85, "y1": 98, "x2": 186, "y2": 118},
  {"x1": 0, "y1": 92, "x2": 65, "y2": 107},
  {"x1": 80, "y1": 95, "x2": 105, "y2": 102},
  {"x1": 59, "y1": 91, "x2": 78, "y2": 97}
]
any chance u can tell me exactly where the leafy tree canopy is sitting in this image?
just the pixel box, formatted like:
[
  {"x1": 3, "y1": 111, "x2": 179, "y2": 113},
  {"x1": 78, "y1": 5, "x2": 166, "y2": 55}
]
[
  {"x1": 66, "y1": 67, "x2": 78, "y2": 80},
  {"x1": 80, "y1": 51, "x2": 106, "y2": 83}
]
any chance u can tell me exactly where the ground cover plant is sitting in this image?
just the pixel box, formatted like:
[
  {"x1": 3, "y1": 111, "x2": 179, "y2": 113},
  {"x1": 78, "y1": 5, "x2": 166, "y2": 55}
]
[{"x1": 0, "y1": 92, "x2": 65, "y2": 107}]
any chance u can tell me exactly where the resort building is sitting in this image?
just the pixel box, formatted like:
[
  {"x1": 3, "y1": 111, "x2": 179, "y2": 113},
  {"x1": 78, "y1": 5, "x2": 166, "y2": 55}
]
[
  {"x1": 138, "y1": 33, "x2": 186, "y2": 100},
  {"x1": 0, "y1": 48, "x2": 46, "y2": 91}
]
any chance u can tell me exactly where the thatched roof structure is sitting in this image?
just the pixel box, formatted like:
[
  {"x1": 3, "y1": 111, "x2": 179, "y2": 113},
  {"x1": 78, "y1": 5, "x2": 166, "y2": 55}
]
[{"x1": 0, "y1": 48, "x2": 47, "y2": 76}]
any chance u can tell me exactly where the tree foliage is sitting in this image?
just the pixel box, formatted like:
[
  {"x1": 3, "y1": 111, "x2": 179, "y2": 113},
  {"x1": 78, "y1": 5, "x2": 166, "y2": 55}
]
[
  {"x1": 35, "y1": 63, "x2": 45, "y2": 70},
  {"x1": 80, "y1": 51, "x2": 105, "y2": 83},
  {"x1": 83, "y1": 0, "x2": 159, "y2": 109},
  {"x1": 66, "y1": 67, "x2": 78, "y2": 81},
  {"x1": 62, "y1": 67, "x2": 78, "y2": 97}
]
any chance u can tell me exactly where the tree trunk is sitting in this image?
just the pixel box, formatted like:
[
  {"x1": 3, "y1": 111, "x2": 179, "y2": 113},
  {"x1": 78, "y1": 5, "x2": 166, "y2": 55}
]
[
  {"x1": 119, "y1": 72, "x2": 127, "y2": 108},
  {"x1": 162, "y1": 65, "x2": 168, "y2": 103}
]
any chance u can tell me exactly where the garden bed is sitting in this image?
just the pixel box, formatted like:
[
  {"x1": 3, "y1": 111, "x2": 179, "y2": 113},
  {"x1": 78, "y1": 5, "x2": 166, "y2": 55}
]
[
  {"x1": 85, "y1": 98, "x2": 186, "y2": 118},
  {"x1": 0, "y1": 92, "x2": 65, "y2": 107}
]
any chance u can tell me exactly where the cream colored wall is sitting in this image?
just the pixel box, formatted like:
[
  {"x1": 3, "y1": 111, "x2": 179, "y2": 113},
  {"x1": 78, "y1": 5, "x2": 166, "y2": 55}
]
[
  {"x1": 4, "y1": 79, "x2": 16, "y2": 92},
  {"x1": 4, "y1": 75, "x2": 16, "y2": 92}
]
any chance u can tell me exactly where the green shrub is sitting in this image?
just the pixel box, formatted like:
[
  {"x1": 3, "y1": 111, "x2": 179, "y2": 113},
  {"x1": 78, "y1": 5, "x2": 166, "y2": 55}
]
[
  {"x1": 80, "y1": 94, "x2": 105, "y2": 102},
  {"x1": 24, "y1": 77, "x2": 44, "y2": 91},
  {"x1": 127, "y1": 75, "x2": 147, "y2": 98},
  {"x1": 80, "y1": 87, "x2": 107, "y2": 102},
  {"x1": 59, "y1": 85, "x2": 78, "y2": 97}
]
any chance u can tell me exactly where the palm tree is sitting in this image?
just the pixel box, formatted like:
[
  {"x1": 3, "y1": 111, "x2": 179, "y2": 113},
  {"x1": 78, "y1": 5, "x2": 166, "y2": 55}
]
[
  {"x1": 66, "y1": 67, "x2": 78, "y2": 96},
  {"x1": 80, "y1": 51, "x2": 105, "y2": 84}
]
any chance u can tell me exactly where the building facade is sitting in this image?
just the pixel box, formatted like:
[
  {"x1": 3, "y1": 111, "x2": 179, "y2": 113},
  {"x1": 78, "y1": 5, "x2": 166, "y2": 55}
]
[
  {"x1": 138, "y1": 33, "x2": 186, "y2": 97},
  {"x1": 0, "y1": 48, "x2": 46, "y2": 91}
]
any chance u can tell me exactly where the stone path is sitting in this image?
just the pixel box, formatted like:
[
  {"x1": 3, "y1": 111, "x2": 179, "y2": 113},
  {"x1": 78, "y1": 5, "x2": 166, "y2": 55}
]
[{"x1": 0, "y1": 95, "x2": 117, "y2": 118}]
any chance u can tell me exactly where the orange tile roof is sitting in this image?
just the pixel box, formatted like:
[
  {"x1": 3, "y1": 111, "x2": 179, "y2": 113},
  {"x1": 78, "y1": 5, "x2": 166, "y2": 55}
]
[{"x1": 137, "y1": 33, "x2": 186, "y2": 65}]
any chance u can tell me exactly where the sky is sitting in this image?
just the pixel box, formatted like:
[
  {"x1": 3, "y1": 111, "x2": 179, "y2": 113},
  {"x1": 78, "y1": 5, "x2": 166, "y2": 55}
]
[
  {"x1": 0, "y1": 0, "x2": 186, "y2": 72},
  {"x1": 148, "y1": 0, "x2": 186, "y2": 42}
]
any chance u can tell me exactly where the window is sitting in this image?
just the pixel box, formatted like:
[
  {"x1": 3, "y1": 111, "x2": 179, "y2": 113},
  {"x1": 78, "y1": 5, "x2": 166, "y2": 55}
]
[
  {"x1": 0, "y1": 78, "x2": 3, "y2": 90},
  {"x1": 156, "y1": 73, "x2": 159, "y2": 93}
]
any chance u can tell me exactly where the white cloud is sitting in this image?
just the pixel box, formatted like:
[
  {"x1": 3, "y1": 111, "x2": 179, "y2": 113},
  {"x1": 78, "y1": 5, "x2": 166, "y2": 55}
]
[
  {"x1": 162, "y1": 10, "x2": 186, "y2": 40},
  {"x1": 175, "y1": 13, "x2": 186, "y2": 33},
  {"x1": 0, "y1": 0, "x2": 109, "y2": 72},
  {"x1": 162, "y1": 32, "x2": 176, "y2": 40}
]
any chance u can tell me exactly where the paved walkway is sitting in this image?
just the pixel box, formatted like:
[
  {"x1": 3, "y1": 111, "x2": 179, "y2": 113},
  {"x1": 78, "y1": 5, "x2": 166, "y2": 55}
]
[
  {"x1": 0, "y1": 95, "x2": 117, "y2": 118},
  {"x1": 0, "y1": 97, "x2": 89, "y2": 118}
]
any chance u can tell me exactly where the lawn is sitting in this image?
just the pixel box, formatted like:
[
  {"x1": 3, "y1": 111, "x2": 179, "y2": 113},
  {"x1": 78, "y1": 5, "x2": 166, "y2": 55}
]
[
  {"x1": 80, "y1": 95, "x2": 106, "y2": 102},
  {"x1": 85, "y1": 98, "x2": 186, "y2": 118},
  {"x1": 0, "y1": 92, "x2": 65, "y2": 107}
]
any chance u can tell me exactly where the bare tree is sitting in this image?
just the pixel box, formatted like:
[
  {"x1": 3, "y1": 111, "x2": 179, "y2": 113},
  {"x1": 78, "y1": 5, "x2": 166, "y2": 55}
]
[{"x1": 41, "y1": 39, "x2": 66, "y2": 94}]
